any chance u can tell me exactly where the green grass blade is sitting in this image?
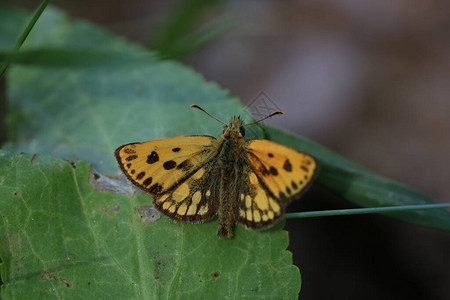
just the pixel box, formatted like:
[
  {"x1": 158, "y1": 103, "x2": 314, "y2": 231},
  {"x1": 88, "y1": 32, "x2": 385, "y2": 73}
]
[
  {"x1": 151, "y1": 0, "x2": 229, "y2": 59},
  {"x1": 0, "y1": 48, "x2": 157, "y2": 68},
  {"x1": 286, "y1": 203, "x2": 450, "y2": 219},
  {"x1": 0, "y1": 0, "x2": 49, "y2": 78}
]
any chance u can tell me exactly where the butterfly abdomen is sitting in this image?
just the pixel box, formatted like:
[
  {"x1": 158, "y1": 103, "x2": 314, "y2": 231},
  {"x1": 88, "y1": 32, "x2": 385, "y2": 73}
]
[{"x1": 215, "y1": 135, "x2": 249, "y2": 238}]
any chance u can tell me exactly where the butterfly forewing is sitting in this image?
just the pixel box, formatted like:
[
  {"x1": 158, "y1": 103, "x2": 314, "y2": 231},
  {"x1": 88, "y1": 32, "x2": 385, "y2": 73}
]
[
  {"x1": 245, "y1": 139, "x2": 318, "y2": 216},
  {"x1": 115, "y1": 135, "x2": 217, "y2": 195}
]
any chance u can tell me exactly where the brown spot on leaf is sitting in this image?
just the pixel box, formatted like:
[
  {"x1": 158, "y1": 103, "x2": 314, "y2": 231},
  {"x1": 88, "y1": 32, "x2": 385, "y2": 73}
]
[
  {"x1": 30, "y1": 154, "x2": 39, "y2": 166},
  {"x1": 212, "y1": 272, "x2": 220, "y2": 280},
  {"x1": 62, "y1": 279, "x2": 71, "y2": 287},
  {"x1": 136, "y1": 206, "x2": 161, "y2": 224}
]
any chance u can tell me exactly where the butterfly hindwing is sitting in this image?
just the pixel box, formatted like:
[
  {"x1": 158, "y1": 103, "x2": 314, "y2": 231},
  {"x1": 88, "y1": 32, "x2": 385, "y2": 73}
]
[
  {"x1": 115, "y1": 135, "x2": 217, "y2": 195},
  {"x1": 153, "y1": 162, "x2": 221, "y2": 223},
  {"x1": 234, "y1": 169, "x2": 285, "y2": 229}
]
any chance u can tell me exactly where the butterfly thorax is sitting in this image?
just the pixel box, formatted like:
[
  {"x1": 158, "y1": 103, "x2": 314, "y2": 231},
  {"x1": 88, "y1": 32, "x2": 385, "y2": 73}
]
[{"x1": 219, "y1": 117, "x2": 248, "y2": 170}]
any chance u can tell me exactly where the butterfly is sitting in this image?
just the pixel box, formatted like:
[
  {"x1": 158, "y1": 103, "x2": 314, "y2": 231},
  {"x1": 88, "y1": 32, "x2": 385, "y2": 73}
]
[{"x1": 115, "y1": 105, "x2": 318, "y2": 238}]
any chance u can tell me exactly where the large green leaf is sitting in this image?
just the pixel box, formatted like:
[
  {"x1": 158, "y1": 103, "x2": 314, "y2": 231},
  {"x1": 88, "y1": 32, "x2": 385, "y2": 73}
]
[{"x1": 0, "y1": 151, "x2": 299, "y2": 299}]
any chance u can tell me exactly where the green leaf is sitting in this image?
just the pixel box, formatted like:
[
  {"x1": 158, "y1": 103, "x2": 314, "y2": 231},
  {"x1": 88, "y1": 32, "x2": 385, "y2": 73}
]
[
  {"x1": 0, "y1": 151, "x2": 300, "y2": 299},
  {"x1": 264, "y1": 126, "x2": 450, "y2": 231}
]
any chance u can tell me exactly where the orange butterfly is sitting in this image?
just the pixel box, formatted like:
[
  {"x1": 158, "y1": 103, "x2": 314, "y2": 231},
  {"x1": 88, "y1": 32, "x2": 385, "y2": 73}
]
[{"x1": 115, "y1": 105, "x2": 317, "y2": 238}]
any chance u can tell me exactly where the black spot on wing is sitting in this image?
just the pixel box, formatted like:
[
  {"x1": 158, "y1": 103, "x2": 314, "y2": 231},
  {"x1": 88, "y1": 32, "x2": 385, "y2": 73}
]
[
  {"x1": 303, "y1": 158, "x2": 313, "y2": 165},
  {"x1": 147, "y1": 151, "x2": 159, "y2": 164},
  {"x1": 172, "y1": 147, "x2": 181, "y2": 152},
  {"x1": 143, "y1": 177, "x2": 153, "y2": 186},
  {"x1": 136, "y1": 172, "x2": 145, "y2": 180},
  {"x1": 286, "y1": 186, "x2": 291, "y2": 195},
  {"x1": 279, "y1": 192, "x2": 287, "y2": 201},
  {"x1": 124, "y1": 148, "x2": 136, "y2": 154},
  {"x1": 163, "y1": 160, "x2": 177, "y2": 170},
  {"x1": 269, "y1": 166, "x2": 278, "y2": 176},
  {"x1": 126, "y1": 155, "x2": 138, "y2": 161},
  {"x1": 177, "y1": 159, "x2": 193, "y2": 171},
  {"x1": 283, "y1": 159, "x2": 292, "y2": 172},
  {"x1": 149, "y1": 183, "x2": 163, "y2": 194}
]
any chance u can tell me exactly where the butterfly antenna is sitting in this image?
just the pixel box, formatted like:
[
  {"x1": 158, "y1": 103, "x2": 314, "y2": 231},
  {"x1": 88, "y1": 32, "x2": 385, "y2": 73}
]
[
  {"x1": 190, "y1": 104, "x2": 227, "y2": 125},
  {"x1": 242, "y1": 110, "x2": 285, "y2": 126}
]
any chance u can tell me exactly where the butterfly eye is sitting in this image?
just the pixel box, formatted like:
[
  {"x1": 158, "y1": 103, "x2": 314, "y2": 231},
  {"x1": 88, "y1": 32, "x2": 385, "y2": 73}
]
[{"x1": 240, "y1": 126, "x2": 246, "y2": 137}]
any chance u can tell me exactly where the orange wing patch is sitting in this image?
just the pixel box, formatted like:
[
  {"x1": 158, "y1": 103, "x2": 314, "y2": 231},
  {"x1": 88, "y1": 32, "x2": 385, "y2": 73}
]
[{"x1": 247, "y1": 139, "x2": 317, "y2": 202}]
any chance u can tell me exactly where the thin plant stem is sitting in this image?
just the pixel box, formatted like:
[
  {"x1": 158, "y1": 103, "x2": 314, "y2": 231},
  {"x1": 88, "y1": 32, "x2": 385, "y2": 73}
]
[
  {"x1": 285, "y1": 203, "x2": 450, "y2": 219},
  {"x1": 0, "y1": 0, "x2": 50, "y2": 78}
]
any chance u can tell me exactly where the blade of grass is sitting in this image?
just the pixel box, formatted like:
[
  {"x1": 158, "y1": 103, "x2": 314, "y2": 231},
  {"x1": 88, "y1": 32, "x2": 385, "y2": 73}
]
[
  {"x1": 0, "y1": 0, "x2": 49, "y2": 78},
  {"x1": 156, "y1": 20, "x2": 233, "y2": 60},
  {"x1": 285, "y1": 203, "x2": 450, "y2": 219},
  {"x1": 0, "y1": 48, "x2": 157, "y2": 68},
  {"x1": 151, "y1": 0, "x2": 229, "y2": 59}
]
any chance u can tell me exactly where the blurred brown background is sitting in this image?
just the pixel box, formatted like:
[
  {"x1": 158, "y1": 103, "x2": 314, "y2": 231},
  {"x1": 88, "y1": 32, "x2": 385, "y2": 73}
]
[{"x1": 5, "y1": 0, "x2": 450, "y2": 299}]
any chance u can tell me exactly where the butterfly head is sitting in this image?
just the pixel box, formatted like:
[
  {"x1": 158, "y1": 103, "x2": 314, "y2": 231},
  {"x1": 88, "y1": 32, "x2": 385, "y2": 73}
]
[{"x1": 223, "y1": 116, "x2": 246, "y2": 138}]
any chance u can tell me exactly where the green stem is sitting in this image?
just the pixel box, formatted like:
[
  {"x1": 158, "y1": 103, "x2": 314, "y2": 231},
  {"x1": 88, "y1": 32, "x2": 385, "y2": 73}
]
[
  {"x1": 0, "y1": 0, "x2": 50, "y2": 78},
  {"x1": 285, "y1": 203, "x2": 450, "y2": 219}
]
